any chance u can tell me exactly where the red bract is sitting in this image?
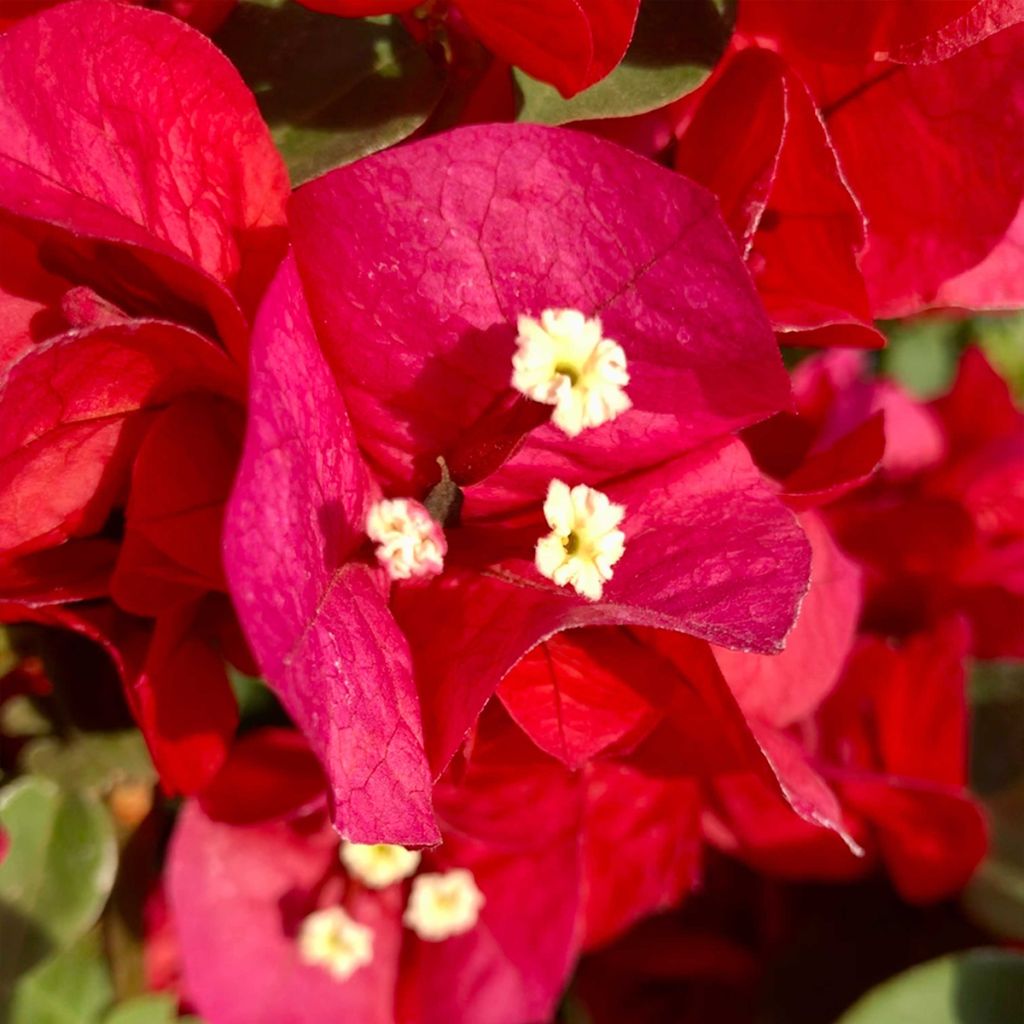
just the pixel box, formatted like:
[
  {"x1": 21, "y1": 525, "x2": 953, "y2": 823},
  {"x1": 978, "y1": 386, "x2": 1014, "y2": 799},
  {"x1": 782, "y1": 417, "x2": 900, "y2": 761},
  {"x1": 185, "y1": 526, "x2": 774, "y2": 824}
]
[
  {"x1": 675, "y1": 46, "x2": 883, "y2": 348},
  {"x1": 0, "y1": 0, "x2": 237, "y2": 35},
  {"x1": 166, "y1": 715, "x2": 694, "y2": 1024},
  {"x1": 811, "y1": 26, "x2": 1024, "y2": 317},
  {"x1": 297, "y1": 0, "x2": 639, "y2": 97},
  {"x1": 0, "y1": 0, "x2": 289, "y2": 790},
  {"x1": 737, "y1": 0, "x2": 1012, "y2": 63},
  {"x1": 712, "y1": 513, "x2": 862, "y2": 728},
  {"x1": 711, "y1": 618, "x2": 987, "y2": 904},
  {"x1": 825, "y1": 349, "x2": 1024, "y2": 657},
  {"x1": 736, "y1": 4, "x2": 1024, "y2": 318},
  {"x1": 227, "y1": 123, "x2": 814, "y2": 844},
  {"x1": 746, "y1": 348, "x2": 1023, "y2": 657},
  {"x1": 494, "y1": 621, "x2": 858, "y2": 865}
]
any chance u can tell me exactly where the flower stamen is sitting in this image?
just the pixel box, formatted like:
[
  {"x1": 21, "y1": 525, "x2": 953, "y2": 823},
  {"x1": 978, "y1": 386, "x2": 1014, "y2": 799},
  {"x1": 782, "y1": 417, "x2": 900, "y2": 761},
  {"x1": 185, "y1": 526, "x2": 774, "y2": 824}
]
[
  {"x1": 297, "y1": 906, "x2": 373, "y2": 980},
  {"x1": 403, "y1": 869, "x2": 485, "y2": 942},
  {"x1": 340, "y1": 841, "x2": 421, "y2": 889},
  {"x1": 535, "y1": 479, "x2": 625, "y2": 601},
  {"x1": 366, "y1": 497, "x2": 446, "y2": 581},
  {"x1": 512, "y1": 308, "x2": 631, "y2": 437}
]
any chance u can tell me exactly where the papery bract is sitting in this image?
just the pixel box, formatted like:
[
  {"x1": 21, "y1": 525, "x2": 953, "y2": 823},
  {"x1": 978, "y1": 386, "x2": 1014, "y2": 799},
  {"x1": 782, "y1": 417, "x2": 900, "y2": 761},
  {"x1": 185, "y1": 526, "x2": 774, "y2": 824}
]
[
  {"x1": 231, "y1": 122, "x2": 813, "y2": 841},
  {"x1": 711, "y1": 619, "x2": 987, "y2": 903},
  {"x1": 675, "y1": 46, "x2": 882, "y2": 348},
  {"x1": 806, "y1": 25, "x2": 1024, "y2": 317},
  {"x1": 225, "y1": 255, "x2": 438, "y2": 846},
  {"x1": 0, "y1": 0, "x2": 288, "y2": 355},
  {"x1": 168, "y1": 717, "x2": 594, "y2": 1024},
  {"x1": 826, "y1": 349, "x2": 1024, "y2": 656},
  {"x1": 296, "y1": 0, "x2": 639, "y2": 97},
  {"x1": 712, "y1": 512, "x2": 861, "y2": 727},
  {"x1": 738, "y1": 0, "x2": 994, "y2": 63},
  {"x1": 0, "y1": 0, "x2": 289, "y2": 795}
]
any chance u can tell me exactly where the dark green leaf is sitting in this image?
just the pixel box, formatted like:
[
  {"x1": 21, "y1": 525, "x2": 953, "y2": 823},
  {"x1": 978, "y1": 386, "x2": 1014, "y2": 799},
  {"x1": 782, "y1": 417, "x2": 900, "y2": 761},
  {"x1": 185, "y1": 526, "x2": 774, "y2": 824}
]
[
  {"x1": 102, "y1": 994, "x2": 177, "y2": 1024},
  {"x1": 9, "y1": 932, "x2": 113, "y2": 1024},
  {"x1": 0, "y1": 778, "x2": 117, "y2": 995},
  {"x1": 973, "y1": 311, "x2": 1024, "y2": 400},
  {"x1": 881, "y1": 318, "x2": 963, "y2": 398},
  {"x1": 970, "y1": 661, "x2": 1024, "y2": 797},
  {"x1": 514, "y1": 0, "x2": 731, "y2": 126},
  {"x1": 1, "y1": 696, "x2": 52, "y2": 739},
  {"x1": 217, "y1": 0, "x2": 444, "y2": 185},
  {"x1": 964, "y1": 784, "x2": 1024, "y2": 941},
  {"x1": 836, "y1": 949, "x2": 1024, "y2": 1024},
  {"x1": 21, "y1": 732, "x2": 155, "y2": 796}
]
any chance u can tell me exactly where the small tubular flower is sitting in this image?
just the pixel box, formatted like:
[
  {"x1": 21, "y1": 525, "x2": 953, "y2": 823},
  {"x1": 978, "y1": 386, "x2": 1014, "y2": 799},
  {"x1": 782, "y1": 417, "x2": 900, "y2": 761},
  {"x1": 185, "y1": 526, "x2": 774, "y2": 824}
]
[
  {"x1": 512, "y1": 309, "x2": 631, "y2": 437},
  {"x1": 340, "y1": 841, "x2": 421, "y2": 889},
  {"x1": 535, "y1": 480, "x2": 626, "y2": 601},
  {"x1": 403, "y1": 869, "x2": 485, "y2": 942},
  {"x1": 366, "y1": 498, "x2": 446, "y2": 581},
  {"x1": 297, "y1": 906, "x2": 374, "y2": 980}
]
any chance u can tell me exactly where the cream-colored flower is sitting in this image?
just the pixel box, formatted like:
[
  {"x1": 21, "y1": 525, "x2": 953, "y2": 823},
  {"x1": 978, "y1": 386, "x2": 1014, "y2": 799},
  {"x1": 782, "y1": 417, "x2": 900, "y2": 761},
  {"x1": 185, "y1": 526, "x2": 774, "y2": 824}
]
[
  {"x1": 340, "y1": 842, "x2": 421, "y2": 889},
  {"x1": 366, "y1": 497, "x2": 446, "y2": 581},
  {"x1": 297, "y1": 906, "x2": 373, "y2": 981},
  {"x1": 535, "y1": 480, "x2": 625, "y2": 601},
  {"x1": 512, "y1": 308, "x2": 631, "y2": 437},
  {"x1": 403, "y1": 869, "x2": 485, "y2": 942}
]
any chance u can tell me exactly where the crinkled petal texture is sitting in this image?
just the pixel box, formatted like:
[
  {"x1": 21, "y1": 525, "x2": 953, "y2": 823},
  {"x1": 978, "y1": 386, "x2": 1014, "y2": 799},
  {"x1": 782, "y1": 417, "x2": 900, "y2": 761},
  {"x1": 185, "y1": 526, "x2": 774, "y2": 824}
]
[
  {"x1": 808, "y1": 24, "x2": 1024, "y2": 317},
  {"x1": 288, "y1": 123, "x2": 791, "y2": 495},
  {"x1": 675, "y1": 47, "x2": 882, "y2": 348},
  {"x1": 282, "y1": 123, "x2": 808, "y2": 771},
  {"x1": 224, "y1": 256, "x2": 438, "y2": 845},
  {"x1": 0, "y1": 0, "x2": 288, "y2": 354}
]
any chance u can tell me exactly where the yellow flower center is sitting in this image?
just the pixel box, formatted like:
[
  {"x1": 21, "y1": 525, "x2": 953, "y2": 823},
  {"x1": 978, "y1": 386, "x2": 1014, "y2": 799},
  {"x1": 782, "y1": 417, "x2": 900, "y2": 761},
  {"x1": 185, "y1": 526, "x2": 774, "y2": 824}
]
[
  {"x1": 297, "y1": 906, "x2": 373, "y2": 980},
  {"x1": 512, "y1": 308, "x2": 631, "y2": 437},
  {"x1": 535, "y1": 479, "x2": 626, "y2": 601}
]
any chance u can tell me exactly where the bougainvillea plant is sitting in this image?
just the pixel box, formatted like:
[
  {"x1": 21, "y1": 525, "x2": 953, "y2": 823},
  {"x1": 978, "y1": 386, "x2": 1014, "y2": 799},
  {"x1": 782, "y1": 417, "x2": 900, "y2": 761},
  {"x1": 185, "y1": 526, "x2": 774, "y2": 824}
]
[{"x1": 0, "y1": 1, "x2": 1021, "y2": 1023}]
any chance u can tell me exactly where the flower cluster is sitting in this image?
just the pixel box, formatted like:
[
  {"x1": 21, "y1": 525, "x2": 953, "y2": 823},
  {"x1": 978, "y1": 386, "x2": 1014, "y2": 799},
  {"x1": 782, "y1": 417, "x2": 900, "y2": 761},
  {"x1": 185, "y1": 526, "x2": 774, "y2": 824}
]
[{"x1": 0, "y1": 1, "x2": 1021, "y2": 1022}]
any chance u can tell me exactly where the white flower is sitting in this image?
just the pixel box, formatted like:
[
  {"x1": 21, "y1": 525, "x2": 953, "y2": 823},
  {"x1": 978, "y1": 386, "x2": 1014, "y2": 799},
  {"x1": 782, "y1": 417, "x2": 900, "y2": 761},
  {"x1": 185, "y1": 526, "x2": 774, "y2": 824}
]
[
  {"x1": 297, "y1": 906, "x2": 373, "y2": 981},
  {"x1": 340, "y1": 842, "x2": 421, "y2": 889},
  {"x1": 535, "y1": 479, "x2": 625, "y2": 601},
  {"x1": 366, "y1": 497, "x2": 446, "y2": 581},
  {"x1": 403, "y1": 869, "x2": 485, "y2": 942},
  {"x1": 512, "y1": 308, "x2": 631, "y2": 437}
]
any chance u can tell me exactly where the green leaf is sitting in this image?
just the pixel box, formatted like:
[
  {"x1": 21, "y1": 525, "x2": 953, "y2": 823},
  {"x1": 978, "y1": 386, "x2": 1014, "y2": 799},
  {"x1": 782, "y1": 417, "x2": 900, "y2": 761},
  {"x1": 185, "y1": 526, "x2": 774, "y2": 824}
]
[
  {"x1": 0, "y1": 625, "x2": 18, "y2": 677},
  {"x1": 973, "y1": 310, "x2": 1024, "y2": 400},
  {"x1": 964, "y1": 783, "x2": 1024, "y2": 941},
  {"x1": 1, "y1": 696, "x2": 53, "y2": 739},
  {"x1": 881, "y1": 318, "x2": 963, "y2": 398},
  {"x1": 970, "y1": 661, "x2": 1024, "y2": 797},
  {"x1": 102, "y1": 994, "x2": 177, "y2": 1024},
  {"x1": 0, "y1": 778, "x2": 117, "y2": 993},
  {"x1": 514, "y1": 0, "x2": 731, "y2": 126},
  {"x1": 836, "y1": 949, "x2": 1024, "y2": 1024},
  {"x1": 217, "y1": 0, "x2": 445, "y2": 185},
  {"x1": 9, "y1": 932, "x2": 113, "y2": 1024},
  {"x1": 21, "y1": 732, "x2": 155, "y2": 796}
]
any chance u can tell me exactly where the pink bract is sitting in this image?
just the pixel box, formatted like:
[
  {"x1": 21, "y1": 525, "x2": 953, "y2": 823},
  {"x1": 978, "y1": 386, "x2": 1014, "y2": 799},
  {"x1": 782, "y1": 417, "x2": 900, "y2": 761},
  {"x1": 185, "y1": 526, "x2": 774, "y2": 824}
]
[{"x1": 228, "y1": 123, "x2": 815, "y2": 843}]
